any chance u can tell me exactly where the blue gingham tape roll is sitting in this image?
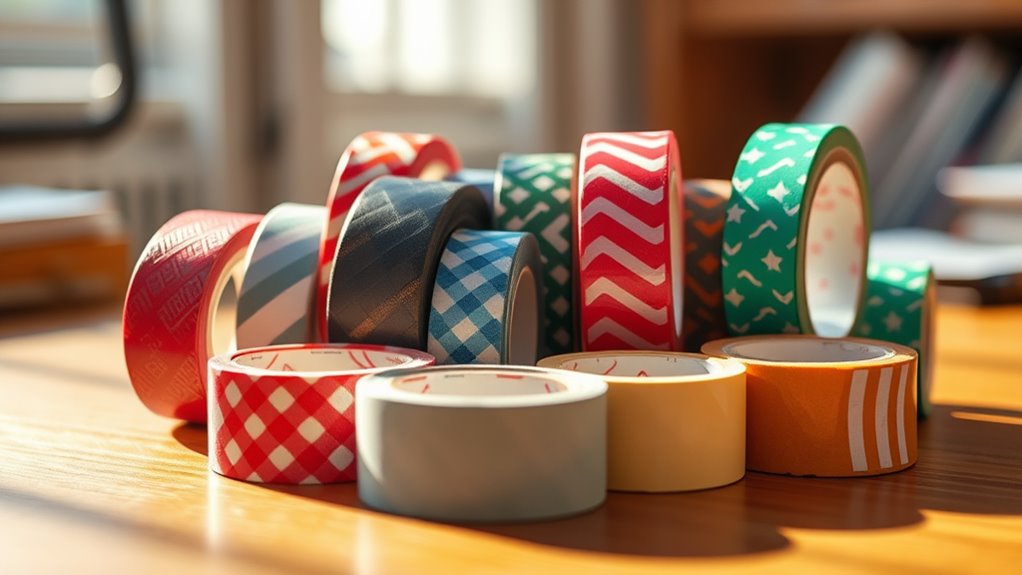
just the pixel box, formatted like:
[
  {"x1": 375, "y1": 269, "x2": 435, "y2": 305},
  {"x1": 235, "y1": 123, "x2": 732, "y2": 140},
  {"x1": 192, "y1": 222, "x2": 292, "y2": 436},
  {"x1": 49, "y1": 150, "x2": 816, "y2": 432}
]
[
  {"x1": 236, "y1": 203, "x2": 323, "y2": 347},
  {"x1": 427, "y1": 229, "x2": 543, "y2": 365}
]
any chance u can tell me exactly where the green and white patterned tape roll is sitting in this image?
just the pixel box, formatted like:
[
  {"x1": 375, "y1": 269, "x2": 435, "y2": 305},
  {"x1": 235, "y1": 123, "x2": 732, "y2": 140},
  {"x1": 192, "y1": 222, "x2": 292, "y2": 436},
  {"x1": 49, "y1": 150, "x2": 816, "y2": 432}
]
[
  {"x1": 495, "y1": 153, "x2": 575, "y2": 356},
  {"x1": 852, "y1": 260, "x2": 935, "y2": 419},
  {"x1": 723, "y1": 123, "x2": 870, "y2": 337}
]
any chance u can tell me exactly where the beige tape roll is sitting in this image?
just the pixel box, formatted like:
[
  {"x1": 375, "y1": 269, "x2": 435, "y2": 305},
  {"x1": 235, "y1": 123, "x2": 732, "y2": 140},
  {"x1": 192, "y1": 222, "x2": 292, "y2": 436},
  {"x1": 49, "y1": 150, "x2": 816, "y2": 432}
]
[{"x1": 538, "y1": 351, "x2": 746, "y2": 492}]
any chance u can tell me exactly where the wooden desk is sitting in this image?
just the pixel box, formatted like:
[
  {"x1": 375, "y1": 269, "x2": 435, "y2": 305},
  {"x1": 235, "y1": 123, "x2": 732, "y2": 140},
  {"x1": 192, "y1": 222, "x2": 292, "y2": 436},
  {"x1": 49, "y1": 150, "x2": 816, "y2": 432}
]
[{"x1": 1, "y1": 304, "x2": 1020, "y2": 574}]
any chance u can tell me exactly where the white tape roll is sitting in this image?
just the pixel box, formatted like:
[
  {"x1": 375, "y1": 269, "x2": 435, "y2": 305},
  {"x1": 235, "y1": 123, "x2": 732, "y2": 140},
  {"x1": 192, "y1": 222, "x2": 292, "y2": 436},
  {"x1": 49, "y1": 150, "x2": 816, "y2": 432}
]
[{"x1": 356, "y1": 366, "x2": 607, "y2": 522}]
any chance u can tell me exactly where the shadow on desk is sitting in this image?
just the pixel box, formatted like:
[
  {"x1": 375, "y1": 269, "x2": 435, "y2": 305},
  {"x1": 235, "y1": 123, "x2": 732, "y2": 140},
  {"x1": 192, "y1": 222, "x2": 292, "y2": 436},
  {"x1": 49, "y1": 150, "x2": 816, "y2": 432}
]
[{"x1": 171, "y1": 404, "x2": 1022, "y2": 559}]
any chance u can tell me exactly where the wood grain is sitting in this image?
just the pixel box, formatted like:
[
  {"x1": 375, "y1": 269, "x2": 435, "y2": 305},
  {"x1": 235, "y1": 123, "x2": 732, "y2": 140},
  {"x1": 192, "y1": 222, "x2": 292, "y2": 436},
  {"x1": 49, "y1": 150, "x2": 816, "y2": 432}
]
[{"x1": 1, "y1": 304, "x2": 1021, "y2": 574}]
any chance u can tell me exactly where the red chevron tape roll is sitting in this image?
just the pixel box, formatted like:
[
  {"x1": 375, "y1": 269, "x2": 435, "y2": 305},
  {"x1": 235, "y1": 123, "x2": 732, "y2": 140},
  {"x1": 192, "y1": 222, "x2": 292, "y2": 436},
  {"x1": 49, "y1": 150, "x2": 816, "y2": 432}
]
[
  {"x1": 316, "y1": 132, "x2": 461, "y2": 340},
  {"x1": 576, "y1": 131, "x2": 685, "y2": 351},
  {"x1": 209, "y1": 343, "x2": 435, "y2": 484},
  {"x1": 123, "y1": 210, "x2": 261, "y2": 422}
]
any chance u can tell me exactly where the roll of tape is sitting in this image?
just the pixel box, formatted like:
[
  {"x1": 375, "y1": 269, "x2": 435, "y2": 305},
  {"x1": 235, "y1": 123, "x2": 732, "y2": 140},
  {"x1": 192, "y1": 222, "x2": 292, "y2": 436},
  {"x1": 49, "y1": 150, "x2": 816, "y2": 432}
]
[
  {"x1": 495, "y1": 153, "x2": 576, "y2": 356},
  {"x1": 427, "y1": 229, "x2": 542, "y2": 365},
  {"x1": 123, "y1": 210, "x2": 261, "y2": 422},
  {"x1": 852, "y1": 261, "x2": 935, "y2": 419},
  {"x1": 538, "y1": 351, "x2": 745, "y2": 492},
  {"x1": 208, "y1": 343, "x2": 435, "y2": 484},
  {"x1": 577, "y1": 131, "x2": 685, "y2": 351},
  {"x1": 236, "y1": 203, "x2": 324, "y2": 348},
  {"x1": 682, "y1": 179, "x2": 731, "y2": 351},
  {"x1": 446, "y1": 168, "x2": 495, "y2": 210},
  {"x1": 356, "y1": 365, "x2": 607, "y2": 522},
  {"x1": 702, "y1": 335, "x2": 918, "y2": 477},
  {"x1": 326, "y1": 177, "x2": 490, "y2": 350},
  {"x1": 724, "y1": 123, "x2": 869, "y2": 337},
  {"x1": 317, "y1": 132, "x2": 461, "y2": 340}
]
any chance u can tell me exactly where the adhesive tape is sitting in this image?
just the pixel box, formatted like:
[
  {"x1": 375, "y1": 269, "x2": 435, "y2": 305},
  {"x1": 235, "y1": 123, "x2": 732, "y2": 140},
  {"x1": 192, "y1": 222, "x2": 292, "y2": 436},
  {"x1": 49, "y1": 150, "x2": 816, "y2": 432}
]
[
  {"x1": 681, "y1": 179, "x2": 731, "y2": 351},
  {"x1": 356, "y1": 365, "x2": 607, "y2": 522},
  {"x1": 236, "y1": 203, "x2": 324, "y2": 348},
  {"x1": 446, "y1": 168, "x2": 496, "y2": 210},
  {"x1": 427, "y1": 229, "x2": 542, "y2": 365},
  {"x1": 326, "y1": 177, "x2": 489, "y2": 350},
  {"x1": 724, "y1": 123, "x2": 869, "y2": 337},
  {"x1": 702, "y1": 335, "x2": 917, "y2": 477},
  {"x1": 123, "y1": 210, "x2": 261, "y2": 422},
  {"x1": 538, "y1": 351, "x2": 745, "y2": 492},
  {"x1": 494, "y1": 153, "x2": 577, "y2": 356},
  {"x1": 577, "y1": 131, "x2": 685, "y2": 351},
  {"x1": 852, "y1": 260, "x2": 935, "y2": 419},
  {"x1": 317, "y1": 132, "x2": 461, "y2": 340},
  {"x1": 208, "y1": 343, "x2": 435, "y2": 484}
]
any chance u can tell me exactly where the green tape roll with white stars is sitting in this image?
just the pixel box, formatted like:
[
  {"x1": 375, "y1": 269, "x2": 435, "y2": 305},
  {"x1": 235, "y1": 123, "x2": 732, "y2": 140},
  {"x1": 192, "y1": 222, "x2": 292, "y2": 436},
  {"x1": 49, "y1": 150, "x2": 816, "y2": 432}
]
[
  {"x1": 853, "y1": 260, "x2": 935, "y2": 419},
  {"x1": 723, "y1": 123, "x2": 870, "y2": 337}
]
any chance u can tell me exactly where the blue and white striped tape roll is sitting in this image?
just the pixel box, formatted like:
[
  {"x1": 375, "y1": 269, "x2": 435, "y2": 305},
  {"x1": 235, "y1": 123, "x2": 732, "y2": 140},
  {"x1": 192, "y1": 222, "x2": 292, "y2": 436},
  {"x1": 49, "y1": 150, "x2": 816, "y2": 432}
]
[
  {"x1": 236, "y1": 203, "x2": 324, "y2": 347},
  {"x1": 427, "y1": 229, "x2": 543, "y2": 365}
]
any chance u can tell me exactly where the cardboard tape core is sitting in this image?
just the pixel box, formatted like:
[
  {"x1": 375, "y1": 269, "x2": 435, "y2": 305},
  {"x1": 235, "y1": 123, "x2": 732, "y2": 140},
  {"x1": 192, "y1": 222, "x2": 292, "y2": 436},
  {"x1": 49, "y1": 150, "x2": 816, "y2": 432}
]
[
  {"x1": 723, "y1": 338, "x2": 891, "y2": 363},
  {"x1": 506, "y1": 266, "x2": 539, "y2": 366},
  {"x1": 232, "y1": 346, "x2": 421, "y2": 373},
  {"x1": 392, "y1": 370, "x2": 568, "y2": 396},
  {"x1": 555, "y1": 353, "x2": 716, "y2": 378}
]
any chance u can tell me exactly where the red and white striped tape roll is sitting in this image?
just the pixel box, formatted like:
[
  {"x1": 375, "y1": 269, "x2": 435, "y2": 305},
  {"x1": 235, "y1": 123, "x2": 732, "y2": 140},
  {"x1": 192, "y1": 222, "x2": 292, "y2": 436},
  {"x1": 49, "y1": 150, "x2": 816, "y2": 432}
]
[
  {"x1": 576, "y1": 131, "x2": 685, "y2": 351},
  {"x1": 123, "y1": 210, "x2": 262, "y2": 422},
  {"x1": 209, "y1": 343, "x2": 435, "y2": 484},
  {"x1": 316, "y1": 132, "x2": 461, "y2": 339}
]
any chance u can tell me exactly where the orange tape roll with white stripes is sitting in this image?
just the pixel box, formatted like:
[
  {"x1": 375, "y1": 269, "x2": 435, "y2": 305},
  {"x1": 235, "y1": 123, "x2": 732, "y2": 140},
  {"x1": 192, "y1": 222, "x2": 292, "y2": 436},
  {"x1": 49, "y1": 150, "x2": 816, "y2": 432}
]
[{"x1": 702, "y1": 335, "x2": 917, "y2": 477}]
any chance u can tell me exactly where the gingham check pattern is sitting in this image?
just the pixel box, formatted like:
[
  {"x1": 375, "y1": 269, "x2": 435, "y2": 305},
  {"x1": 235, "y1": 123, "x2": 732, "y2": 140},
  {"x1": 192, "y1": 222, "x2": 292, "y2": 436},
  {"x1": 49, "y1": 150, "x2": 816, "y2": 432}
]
[
  {"x1": 428, "y1": 230, "x2": 523, "y2": 364},
  {"x1": 210, "y1": 370, "x2": 357, "y2": 484}
]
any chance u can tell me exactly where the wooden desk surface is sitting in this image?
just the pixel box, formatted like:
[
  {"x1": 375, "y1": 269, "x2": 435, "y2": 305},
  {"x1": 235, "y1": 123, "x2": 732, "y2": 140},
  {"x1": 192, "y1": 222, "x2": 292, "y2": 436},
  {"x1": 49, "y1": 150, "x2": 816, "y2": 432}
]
[{"x1": 1, "y1": 304, "x2": 1020, "y2": 574}]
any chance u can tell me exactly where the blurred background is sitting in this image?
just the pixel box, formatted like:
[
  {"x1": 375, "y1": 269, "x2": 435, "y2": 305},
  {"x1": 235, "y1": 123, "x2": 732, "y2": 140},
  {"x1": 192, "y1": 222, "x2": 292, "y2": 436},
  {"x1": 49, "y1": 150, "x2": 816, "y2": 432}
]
[{"x1": 4, "y1": 0, "x2": 1022, "y2": 312}]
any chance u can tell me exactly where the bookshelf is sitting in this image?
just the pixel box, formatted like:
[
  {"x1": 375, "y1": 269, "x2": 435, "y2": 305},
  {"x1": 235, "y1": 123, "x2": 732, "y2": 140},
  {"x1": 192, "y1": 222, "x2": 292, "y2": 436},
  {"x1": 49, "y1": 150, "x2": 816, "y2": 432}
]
[{"x1": 644, "y1": 0, "x2": 1022, "y2": 180}]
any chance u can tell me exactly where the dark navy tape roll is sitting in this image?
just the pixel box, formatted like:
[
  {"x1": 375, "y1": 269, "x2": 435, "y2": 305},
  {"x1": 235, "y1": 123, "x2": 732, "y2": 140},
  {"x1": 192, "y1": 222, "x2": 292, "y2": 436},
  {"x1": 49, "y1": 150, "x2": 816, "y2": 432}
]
[
  {"x1": 446, "y1": 169, "x2": 495, "y2": 211},
  {"x1": 327, "y1": 176, "x2": 490, "y2": 349},
  {"x1": 427, "y1": 229, "x2": 543, "y2": 365}
]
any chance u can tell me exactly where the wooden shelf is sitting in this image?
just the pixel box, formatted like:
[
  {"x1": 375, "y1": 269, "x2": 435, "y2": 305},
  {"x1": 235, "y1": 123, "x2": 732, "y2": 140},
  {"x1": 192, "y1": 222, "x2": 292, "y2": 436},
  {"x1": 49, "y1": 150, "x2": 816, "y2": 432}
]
[{"x1": 686, "y1": 0, "x2": 1022, "y2": 36}]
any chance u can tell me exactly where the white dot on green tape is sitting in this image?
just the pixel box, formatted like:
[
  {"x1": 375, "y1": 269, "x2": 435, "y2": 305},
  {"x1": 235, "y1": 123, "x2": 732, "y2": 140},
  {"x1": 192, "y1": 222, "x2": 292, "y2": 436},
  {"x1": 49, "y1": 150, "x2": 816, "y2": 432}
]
[
  {"x1": 723, "y1": 123, "x2": 870, "y2": 337},
  {"x1": 853, "y1": 260, "x2": 935, "y2": 419}
]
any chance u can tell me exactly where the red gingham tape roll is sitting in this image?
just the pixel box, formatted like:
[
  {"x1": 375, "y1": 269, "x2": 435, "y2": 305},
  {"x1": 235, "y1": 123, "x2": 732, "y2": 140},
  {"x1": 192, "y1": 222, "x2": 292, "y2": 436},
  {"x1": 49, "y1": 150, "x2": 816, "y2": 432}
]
[
  {"x1": 123, "y1": 210, "x2": 261, "y2": 422},
  {"x1": 316, "y1": 132, "x2": 461, "y2": 339},
  {"x1": 576, "y1": 131, "x2": 685, "y2": 351},
  {"x1": 209, "y1": 343, "x2": 435, "y2": 484}
]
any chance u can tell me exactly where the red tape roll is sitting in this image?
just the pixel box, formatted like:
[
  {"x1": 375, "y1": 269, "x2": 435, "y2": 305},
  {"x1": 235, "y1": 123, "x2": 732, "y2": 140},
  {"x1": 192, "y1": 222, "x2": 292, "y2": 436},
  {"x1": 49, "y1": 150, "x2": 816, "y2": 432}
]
[
  {"x1": 576, "y1": 131, "x2": 685, "y2": 351},
  {"x1": 316, "y1": 132, "x2": 461, "y2": 339},
  {"x1": 123, "y1": 210, "x2": 261, "y2": 422},
  {"x1": 208, "y1": 343, "x2": 435, "y2": 484}
]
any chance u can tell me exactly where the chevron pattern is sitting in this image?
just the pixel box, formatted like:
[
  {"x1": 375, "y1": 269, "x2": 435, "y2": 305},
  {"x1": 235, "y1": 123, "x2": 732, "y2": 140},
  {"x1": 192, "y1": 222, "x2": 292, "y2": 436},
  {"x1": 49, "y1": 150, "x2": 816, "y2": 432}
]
[
  {"x1": 682, "y1": 180, "x2": 730, "y2": 351},
  {"x1": 237, "y1": 204, "x2": 323, "y2": 348},
  {"x1": 577, "y1": 131, "x2": 682, "y2": 351},
  {"x1": 852, "y1": 260, "x2": 933, "y2": 418},
  {"x1": 316, "y1": 132, "x2": 461, "y2": 340},
  {"x1": 723, "y1": 123, "x2": 865, "y2": 336},
  {"x1": 123, "y1": 210, "x2": 261, "y2": 423},
  {"x1": 496, "y1": 153, "x2": 575, "y2": 355}
]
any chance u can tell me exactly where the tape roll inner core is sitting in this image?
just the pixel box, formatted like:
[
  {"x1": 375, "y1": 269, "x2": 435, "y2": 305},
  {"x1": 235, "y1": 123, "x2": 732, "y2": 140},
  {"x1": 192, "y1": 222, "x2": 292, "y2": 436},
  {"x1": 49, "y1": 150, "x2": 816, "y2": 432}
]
[
  {"x1": 419, "y1": 161, "x2": 452, "y2": 181},
  {"x1": 391, "y1": 371, "x2": 567, "y2": 396},
  {"x1": 506, "y1": 266, "x2": 539, "y2": 366},
  {"x1": 668, "y1": 167, "x2": 684, "y2": 340},
  {"x1": 723, "y1": 338, "x2": 891, "y2": 363},
  {"x1": 232, "y1": 347, "x2": 419, "y2": 373},
  {"x1": 805, "y1": 157, "x2": 865, "y2": 337},
  {"x1": 208, "y1": 251, "x2": 246, "y2": 359},
  {"x1": 555, "y1": 354, "x2": 714, "y2": 378}
]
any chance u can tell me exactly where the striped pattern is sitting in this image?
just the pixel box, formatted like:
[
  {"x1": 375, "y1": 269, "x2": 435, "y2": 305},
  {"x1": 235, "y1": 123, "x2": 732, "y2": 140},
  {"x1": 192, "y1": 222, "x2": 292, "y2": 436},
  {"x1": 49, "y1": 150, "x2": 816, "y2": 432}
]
[
  {"x1": 682, "y1": 180, "x2": 730, "y2": 351},
  {"x1": 495, "y1": 153, "x2": 575, "y2": 356},
  {"x1": 428, "y1": 230, "x2": 530, "y2": 364},
  {"x1": 577, "y1": 131, "x2": 681, "y2": 351},
  {"x1": 316, "y1": 132, "x2": 460, "y2": 339},
  {"x1": 845, "y1": 363, "x2": 916, "y2": 473},
  {"x1": 237, "y1": 203, "x2": 324, "y2": 348}
]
